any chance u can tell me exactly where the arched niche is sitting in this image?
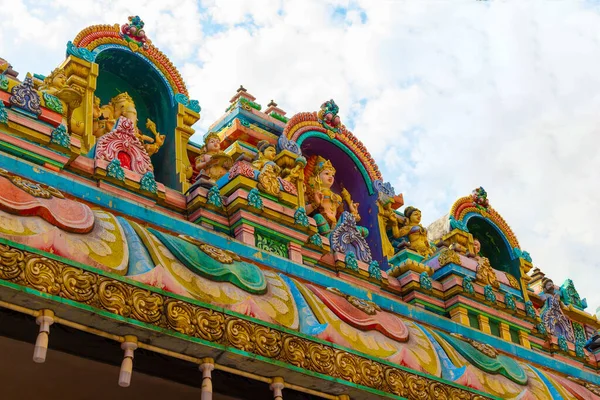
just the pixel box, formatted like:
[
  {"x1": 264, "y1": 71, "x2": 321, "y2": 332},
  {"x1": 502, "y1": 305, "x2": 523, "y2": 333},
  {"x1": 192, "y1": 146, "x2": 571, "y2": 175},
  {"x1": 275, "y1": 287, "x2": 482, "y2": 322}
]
[
  {"x1": 465, "y1": 214, "x2": 521, "y2": 279},
  {"x1": 298, "y1": 132, "x2": 387, "y2": 267},
  {"x1": 93, "y1": 45, "x2": 179, "y2": 189}
]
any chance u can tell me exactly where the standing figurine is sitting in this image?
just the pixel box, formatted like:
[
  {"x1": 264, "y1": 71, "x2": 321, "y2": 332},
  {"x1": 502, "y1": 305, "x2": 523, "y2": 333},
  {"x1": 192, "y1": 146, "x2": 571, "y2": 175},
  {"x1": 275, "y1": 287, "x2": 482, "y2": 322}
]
[
  {"x1": 194, "y1": 133, "x2": 233, "y2": 186},
  {"x1": 304, "y1": 155, "x2": 360, "y2": 234},
  {"x1": 473, "y1": 239, "x2": 499, "y2": 289},
  {"x1": 394, "y1": 206, "x2": 434, "y2": 258}
]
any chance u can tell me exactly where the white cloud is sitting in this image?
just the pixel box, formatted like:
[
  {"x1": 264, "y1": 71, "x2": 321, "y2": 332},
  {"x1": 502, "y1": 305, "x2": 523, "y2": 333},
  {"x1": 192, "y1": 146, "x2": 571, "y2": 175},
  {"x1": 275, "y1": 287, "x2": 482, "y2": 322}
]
[{"x1": 1, "y1": 0, "x2": 600, "y2": 311}]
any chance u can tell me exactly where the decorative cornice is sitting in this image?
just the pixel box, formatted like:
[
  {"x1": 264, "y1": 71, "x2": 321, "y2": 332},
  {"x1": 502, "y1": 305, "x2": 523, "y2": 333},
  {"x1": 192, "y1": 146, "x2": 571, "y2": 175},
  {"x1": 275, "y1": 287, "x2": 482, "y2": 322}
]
[{"x1": 0, "y1": 241, "x2": 491, "y2": 400}]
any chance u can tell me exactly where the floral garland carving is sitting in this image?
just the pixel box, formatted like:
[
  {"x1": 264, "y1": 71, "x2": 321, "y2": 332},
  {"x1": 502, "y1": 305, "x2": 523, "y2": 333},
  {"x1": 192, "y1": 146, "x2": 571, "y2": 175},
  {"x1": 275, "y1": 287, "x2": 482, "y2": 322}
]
[{"x1": 0, "y1": 242, "x2": 492, "y2": 400}]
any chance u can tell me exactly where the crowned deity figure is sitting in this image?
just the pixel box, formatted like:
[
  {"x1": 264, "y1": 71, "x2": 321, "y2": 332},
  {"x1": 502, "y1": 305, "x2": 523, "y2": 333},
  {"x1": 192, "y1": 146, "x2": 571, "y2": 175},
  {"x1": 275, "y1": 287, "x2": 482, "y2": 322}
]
[
  {"x1": 304, "y1": 155, "x2": 360, "y2": 234},
  {"x1": 473, "y1": 239, "x2": 499, "y2": 289},
  {"x1": 39, "y1": 68, "x2": 68, "y2": 96},
  {"x1": 93, "y1": 92, "x2": 165, "y2": 156},
  {"x1": 394, "y1": 206, "x2": 434, "y2": 258},
  {"x1": 540, "y1": 278, "x2": 575, "y2": 342},
  {"x1": 193, "y1": 132, "x2": 233, "y2": 186},
  {"x1": 253, "y1": 140, "x2": 282, "y2": 197}
]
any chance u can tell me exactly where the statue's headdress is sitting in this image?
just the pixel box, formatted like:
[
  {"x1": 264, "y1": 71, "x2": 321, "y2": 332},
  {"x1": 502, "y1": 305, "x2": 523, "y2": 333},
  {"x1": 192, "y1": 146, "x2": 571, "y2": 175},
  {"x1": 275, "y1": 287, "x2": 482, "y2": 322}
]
[
  {"x1": 256, "y1": 140, "x2": 275, "y2": 155},
  {"x1": 403, "y1": 206, "x2": 419, "y2": 220}
]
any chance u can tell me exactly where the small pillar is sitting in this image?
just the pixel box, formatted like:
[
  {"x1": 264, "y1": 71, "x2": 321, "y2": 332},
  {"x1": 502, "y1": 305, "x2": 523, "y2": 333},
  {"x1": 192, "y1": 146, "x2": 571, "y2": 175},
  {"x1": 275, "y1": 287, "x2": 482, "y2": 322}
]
[
  {"x1": 270, "y1": 377, "x2": 285, "y2": 400},
  {"x1": 288, "y1": 242, "x2": 303, "y2": 264},
  {"x1": 478, "y1": 315, "x2": 491, "y2": 334},
  {"x1": 234, "y1": 224, "x2": 255, "y2": 245},
  {"x1": 199, "y1": 357, "x2": 215, "y2": 400},
  {"x1": 449, "y1": 307, "x2": 469, "y2": 326},
  {"x1": 119, "y1": 335, "x2": 138, "y2": 387},
  {"x1": 264, "y1": 100, "x2": 287, "y2": 117},
  {"x1": 499, "y1": 322, "x2": 511, "y2": 342},
  {"x1": 33, "y1": 309, "x2": 55, "y2": 363},
  {"x1": 518, "y1": 331, "x2": 531, "y2": 349}
]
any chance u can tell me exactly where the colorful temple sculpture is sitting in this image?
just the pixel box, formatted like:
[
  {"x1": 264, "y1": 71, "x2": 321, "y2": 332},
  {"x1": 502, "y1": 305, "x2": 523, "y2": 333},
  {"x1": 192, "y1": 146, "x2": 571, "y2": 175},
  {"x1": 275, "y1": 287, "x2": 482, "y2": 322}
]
[{"x1": 1, "y1": 18, "x2": 600, "y2": 400}]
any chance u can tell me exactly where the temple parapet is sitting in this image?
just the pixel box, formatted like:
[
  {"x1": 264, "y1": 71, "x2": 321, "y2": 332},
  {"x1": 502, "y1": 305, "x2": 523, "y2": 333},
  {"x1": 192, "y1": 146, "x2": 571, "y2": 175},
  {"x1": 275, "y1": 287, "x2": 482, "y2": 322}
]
[{"x1": 0, "y1": 17, "x2": 600, "y2": 400}]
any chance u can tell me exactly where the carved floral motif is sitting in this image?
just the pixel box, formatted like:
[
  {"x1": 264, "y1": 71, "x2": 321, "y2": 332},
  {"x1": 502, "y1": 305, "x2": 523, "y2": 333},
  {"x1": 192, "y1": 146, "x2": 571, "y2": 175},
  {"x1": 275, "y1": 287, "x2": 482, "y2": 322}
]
[
  {"x1": 96, "y1": 117, "x2": 154, "y2": 174},
  {"x1": 330, "y1": 212, "x2": 372, "y2": 263},
  {"x1": 9, "y1": 74, "x2": 41, "y2": 116}
]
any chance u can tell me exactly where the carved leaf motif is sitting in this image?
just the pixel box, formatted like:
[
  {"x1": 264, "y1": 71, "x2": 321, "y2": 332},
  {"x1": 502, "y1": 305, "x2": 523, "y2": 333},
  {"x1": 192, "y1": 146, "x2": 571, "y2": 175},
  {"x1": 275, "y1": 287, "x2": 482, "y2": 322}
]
[
  {"x1": 23, "y1": 256, "x2": 61, "y2": 295},
  {"x1": 0, "y1": 244, "x2": 24, "y2": 281},
  {"x1": 384, "y1": 368, "x2": 408, "y2": 397},
  {"x1": 254, "y1": 326, "x2": 282, "y2": 358},
  {"x1": 359, "y1": 359, "x2": 384, "y2": 390},
  {"x1": 226, "y1": 318, "x2": 254, "y2": 352},
  {"x1": 60, "y1": 266, "x2": 97, "y2": 304},
  {"x1": 131, "y1": 288, "x2": 163, "y2": 324},
  {"x1": 98, "y1": 278, "x2": 131, "y2": 317},
  {"x1": 165, "y1": 299, "x2": 196, "y2": 336},
  {"x1": 195, "y1": 309, "x2": 225, "y2": 342},
  {"x1": 405, "y1": 374, "x2": 429, "y2": 400},
  {"x1": 335, "y1": 351, "x2": 360, "y2": 383},
  {"x1": 281, "y1": 336, "x2": 309, "y2": 368},
  {"x1": 307, "y1": 344, "x2": 336, "y2": 375}
]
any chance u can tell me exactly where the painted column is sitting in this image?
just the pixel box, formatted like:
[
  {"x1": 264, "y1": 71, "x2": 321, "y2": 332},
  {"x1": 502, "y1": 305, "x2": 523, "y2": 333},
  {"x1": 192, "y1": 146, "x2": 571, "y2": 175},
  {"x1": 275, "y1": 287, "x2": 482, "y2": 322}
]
[
  {"x1": 270, "y1": 377, "x2": 285, "y2": 400},
  {"x1": 478, "y1": 315, "x2": 491, "y2": 334},
  {"x1": 288, "y1": 242, "x2": 303, "y2": 264},
  {"x1": 199, "y1": 357, "x2": 215, "y2": 400},
  {"x1": 499, "y1": 322, "x2": 511, "y2": 342},
  {"x1": 33, "y1": 309, "x2": 55, "y2": 363},
  {"x1": 119, "y1": 335, "x2": 138, "y2": 387},
  {"x1": 518, "y1": 331, "x2": 531, "y2": 349},
  {"x1": 449, "y1": 307, "x2": 469, "y2": 326},
  {"x1": 234, "y1": 224, "x2": 255, "y2": 245}
]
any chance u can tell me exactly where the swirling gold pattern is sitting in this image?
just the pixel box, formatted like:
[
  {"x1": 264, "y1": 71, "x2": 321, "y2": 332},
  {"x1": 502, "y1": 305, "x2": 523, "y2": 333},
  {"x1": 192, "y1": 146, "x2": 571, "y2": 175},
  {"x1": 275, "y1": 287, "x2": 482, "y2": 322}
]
[
  {"x1": 438, "y1": 249, "x2": 461, "y2": 267},
  {"x1": 0, "y1": 243, "x2": 492, "y2": 400}
]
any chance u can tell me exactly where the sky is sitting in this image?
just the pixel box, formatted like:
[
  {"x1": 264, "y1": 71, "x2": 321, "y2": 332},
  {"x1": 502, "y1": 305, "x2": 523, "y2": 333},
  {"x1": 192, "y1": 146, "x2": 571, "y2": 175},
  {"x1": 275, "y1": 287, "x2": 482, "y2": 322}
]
[{"x1": 1, "y1": 0, "x2": 599, "y2": 312}]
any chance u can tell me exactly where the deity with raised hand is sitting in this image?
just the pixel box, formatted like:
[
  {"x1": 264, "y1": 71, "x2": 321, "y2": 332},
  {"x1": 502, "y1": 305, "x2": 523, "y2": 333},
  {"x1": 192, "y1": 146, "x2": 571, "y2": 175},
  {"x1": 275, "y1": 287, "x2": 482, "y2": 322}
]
[{"x1": 304, "y1": 155, "x2": 360, "y2": 234}]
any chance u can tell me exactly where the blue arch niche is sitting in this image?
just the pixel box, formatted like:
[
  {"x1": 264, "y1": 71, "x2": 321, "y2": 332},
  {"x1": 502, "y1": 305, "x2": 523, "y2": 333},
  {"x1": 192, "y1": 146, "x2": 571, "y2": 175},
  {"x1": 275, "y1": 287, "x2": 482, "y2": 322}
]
[
  {"x1": 464, "y1": 213, "x2": 521, "y2": 279},
  {"x1": 298, "y1": 132, "x2": 388, "y2": 267},
  {"x1": 92, "y1": 44, "x2": 181, "y2": 189}
]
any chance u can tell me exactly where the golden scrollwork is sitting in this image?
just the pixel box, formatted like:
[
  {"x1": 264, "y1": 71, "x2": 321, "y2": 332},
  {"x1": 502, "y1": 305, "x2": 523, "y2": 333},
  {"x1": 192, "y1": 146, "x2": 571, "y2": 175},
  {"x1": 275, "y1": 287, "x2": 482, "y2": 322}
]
[
  {"x1": 438, "y1": 248, "x2": 461, "y2": 267},
  {"x1": 24, "y1": 256, "x2": 61, "y2": 295},
  {"x1": 0, "y1": 168, "x2": 64, "y2": 199},
  {"x1": 180, "y1": 235, "x2": 241, "y2": 264},
  {"x1": 131, "y1": 288, "x2": 163, "y2": 324},
  {"x1": 60, "y1": 266, "x2": 97, "y2": 304},
  {"x1": 194, "y1": 309, "x2": 225, "y2": 342},
  {"x1": 0, "y1": 242, "x2": 494, "y2": 400},
  {"x1": 165, "y1": 299, "x2": 196, "y2": 336},
  {"x1": 505, "y1": 273, "x2": 520, "y2": 289},
  {"x1": 0, "y1": 244, "x2": 24, "y2": 281},
  {"x1": 98, "y1": 278, "x2": 132, "y2": 317},
  {"x1": 451, "y1": 333, "x2": 497, "y2": 358},
  {"x1": 327, "y1": 287, "x2": 381, "y2": 315}
]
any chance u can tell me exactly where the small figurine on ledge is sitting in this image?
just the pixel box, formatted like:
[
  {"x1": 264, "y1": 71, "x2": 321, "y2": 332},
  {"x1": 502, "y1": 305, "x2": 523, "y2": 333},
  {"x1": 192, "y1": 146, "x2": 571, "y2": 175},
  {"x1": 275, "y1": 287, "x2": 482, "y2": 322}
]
[
  {"x1": 193, "y1": 132, "x2": 233, "y2": 187},
  {"x1": 540, "y1": 277, "x2": 575, "y2": 342},
  {"x1": 253, "y1": 140, "x2": 282, "y2": 197},
  {"x1": 304, "y1": 155, "x2": 360, "y2": 234},
  {"x1": 394, "y1": 206, "x2": 434, "y2": 258},
  {"x1": 473, "y1": 238, "x2": 499, "y2": 289},
  {"x1": 38, "y1": 68, "x2": 67, "y2": 96}
]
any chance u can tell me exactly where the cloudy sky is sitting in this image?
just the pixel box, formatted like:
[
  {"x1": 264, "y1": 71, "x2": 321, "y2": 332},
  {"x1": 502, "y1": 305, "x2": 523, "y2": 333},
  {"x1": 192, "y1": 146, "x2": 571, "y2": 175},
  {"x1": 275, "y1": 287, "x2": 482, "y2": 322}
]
[{"x1": 1, "y1": 1, "x2": 599, "y2": 311}]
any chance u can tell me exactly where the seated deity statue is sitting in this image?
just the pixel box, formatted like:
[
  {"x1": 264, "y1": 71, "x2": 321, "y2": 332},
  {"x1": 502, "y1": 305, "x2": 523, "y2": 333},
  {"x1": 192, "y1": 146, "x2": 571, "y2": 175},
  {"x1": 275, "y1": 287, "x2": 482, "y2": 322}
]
[
  {"x1": 93, "y1": 92, "x2": 165, "y2": 156},
  {"x1": 193, "y1": 132, "x2": 233, "y2": 186},
  {"x1": 38, "y1": 68, "x2": 82, "y2": 116},
  {"x1": 473, "y1": 239, "x2": 499, "y2": 289},
  {"x1": 253, "y1": 140, "x2": 282, "y2": 197},
  {"x1": 394, "y1": 206, "x2": 434, "y2": 258},
  {"x1": 540, "y1": 278, "x2": 575, "y2": 341},
  {"x1": 304, "y1": 155, "x2": 360, "y2": 234},
  {"x1": 39, "y1": 68, "x2": 68, "y2": 96}
]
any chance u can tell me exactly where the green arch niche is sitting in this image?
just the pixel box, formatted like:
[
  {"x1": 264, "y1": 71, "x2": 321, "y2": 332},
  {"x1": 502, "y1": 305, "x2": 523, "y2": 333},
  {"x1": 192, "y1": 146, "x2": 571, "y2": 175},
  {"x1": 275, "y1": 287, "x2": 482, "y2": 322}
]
[
  {"x1": 93, "y1": 45, "x2": 180, "y2": 189},
  {"x1": 296, "y1": 131, "x2": 374, "y2": 195},
  {"x1": 466, "y1": 214, "x2": 521, "y2": 279}
]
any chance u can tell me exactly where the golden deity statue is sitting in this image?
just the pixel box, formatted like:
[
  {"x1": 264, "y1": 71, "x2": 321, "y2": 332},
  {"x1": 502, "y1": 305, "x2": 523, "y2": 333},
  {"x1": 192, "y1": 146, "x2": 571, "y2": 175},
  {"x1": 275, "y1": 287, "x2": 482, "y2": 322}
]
[
  {"x1": 194, "y1": 133, "x2": 233, "y2": 185},
  {"x1": 93, "y1": 92, "x2": 165, "y2": 156},
  {"x1": 253, "y1": 140, "x2": 282, "y2": 197},
  {"x1": 305, "y1": 155, "x2": 360, "y2": 233},
  {"x1": 395, "y1": 206, "x2": 434, "y2": 258},
  {"x1": 473, "y1": 239, "x2": 499, "y2": 289},
  {"x1": 39, "y1": 68, "x2": 68, "y2": 96}
]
